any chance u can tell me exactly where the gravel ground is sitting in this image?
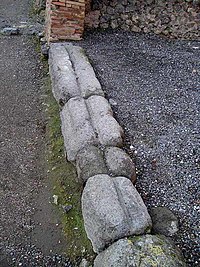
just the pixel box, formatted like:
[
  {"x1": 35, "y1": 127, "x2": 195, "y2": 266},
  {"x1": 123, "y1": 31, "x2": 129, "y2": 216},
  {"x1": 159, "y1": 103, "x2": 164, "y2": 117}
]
[
  {"x1": 0, "y1": 0, "x2": 30, "y2": 28},
  {"x1": 78, "y1": 30, "x2": 200, "y2": 267},
  {"x1": 0, "y1": 1, "x2": 72, "y2": 266}
]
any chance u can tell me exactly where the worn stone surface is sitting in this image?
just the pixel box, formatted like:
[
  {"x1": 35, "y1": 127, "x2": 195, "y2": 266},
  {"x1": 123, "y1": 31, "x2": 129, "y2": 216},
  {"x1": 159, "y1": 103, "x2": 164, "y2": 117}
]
[
  {"x1": 104, "y1": 146, "x2": 136, "y2": 183},
  {"x1": 65, "y1": 45, "x2": 105, "y2": 98},
  {"x1": 150, "y1": 207, "x2": 179, "y2": 237},
  {"x1": 49, "y1": 43, "x2": 79, "y2": 105},
  {"x1": 86, "y1": 96, "x2": 124, "y2": 147},
  {"x1": 94, "y1": 235, "x2": 186, "y2": 267},
  {"x1": 76, "y1": 145, "x2": 108, "y2": 183},
  {"x1": 61, "y1": 97, "x2": 97, "y2": 162},
  {"x1": 82, "y1": 175, "x2": 152, "y2": 253}
]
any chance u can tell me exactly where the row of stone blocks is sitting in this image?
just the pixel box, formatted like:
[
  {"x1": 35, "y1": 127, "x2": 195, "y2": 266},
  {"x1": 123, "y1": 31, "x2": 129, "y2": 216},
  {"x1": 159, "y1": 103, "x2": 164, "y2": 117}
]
[{"x1": 49, "y1": 43, "x2": 186, "y2": 266}]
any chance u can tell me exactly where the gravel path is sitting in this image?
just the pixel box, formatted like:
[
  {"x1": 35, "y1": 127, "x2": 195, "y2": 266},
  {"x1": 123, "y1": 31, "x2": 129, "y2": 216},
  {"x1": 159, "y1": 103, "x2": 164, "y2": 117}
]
[
  {"x1": 79, "y1": 30, "x2": 200, "y2": 267},
  {"x1": 0, "y1": 1, "x2": 72, "y2": 266},
  {"x1": 0, "y1": 0, "x2": 30, "y2": 28}
]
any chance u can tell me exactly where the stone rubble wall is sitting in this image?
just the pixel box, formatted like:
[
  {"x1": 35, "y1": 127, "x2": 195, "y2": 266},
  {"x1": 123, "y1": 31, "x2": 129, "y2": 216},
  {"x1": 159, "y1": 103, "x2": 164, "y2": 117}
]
[
  {"x1": 45, "y1": 0, "x2": 86, "y2": 43},
  {"x1": 85, "y1": 0, "x2": 200, "y2": 39},
  {"x1": 48, "y1": 43, "x2": 186, "y2": 266}
]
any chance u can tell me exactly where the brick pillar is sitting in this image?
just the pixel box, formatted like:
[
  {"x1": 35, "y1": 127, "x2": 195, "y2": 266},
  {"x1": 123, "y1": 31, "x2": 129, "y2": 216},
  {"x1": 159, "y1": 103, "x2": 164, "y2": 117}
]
[
  {"x1": 85, "y1": 0, "x2": 91, "y2": 13},
  {"x1": 45, "y1": 0, "x2": 86, "y2": 43}
]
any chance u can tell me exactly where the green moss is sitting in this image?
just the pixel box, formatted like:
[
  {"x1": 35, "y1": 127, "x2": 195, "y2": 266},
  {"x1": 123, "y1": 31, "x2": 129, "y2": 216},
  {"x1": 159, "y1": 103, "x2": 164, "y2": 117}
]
[
  {"x1": 43, "y1": 76, "x2": 94, "y2": 264},
  {"x1": 30, "y1": 3, "x2": 94, "y2": 265},
  {"x1": 144, "y1": 257, "x2": 158, "y2": 267},
  {"x1": 149, "y1": 245, "x2": 164, "y2": 256}
]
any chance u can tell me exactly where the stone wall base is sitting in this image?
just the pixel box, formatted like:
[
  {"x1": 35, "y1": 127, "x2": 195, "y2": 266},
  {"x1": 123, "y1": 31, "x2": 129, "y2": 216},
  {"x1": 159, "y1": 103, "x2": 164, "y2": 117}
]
[{"x1": 86, "y1": 0, "x2": 200, "y2": 40}]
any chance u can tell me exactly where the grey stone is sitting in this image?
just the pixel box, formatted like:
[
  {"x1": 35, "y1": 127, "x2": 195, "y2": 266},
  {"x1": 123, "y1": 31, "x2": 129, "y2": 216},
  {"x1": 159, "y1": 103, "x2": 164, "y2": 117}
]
[
  {"x1": 76, "y1": 146, "x2": 108, "y2": 183},
  {"x1": 94, "y1": 235, "x2": 186, "y2": 267},
  {"x1": 49, "y1": 43, "x2": 79, "y2": 105},
  {"x1": 86, "y1": 96, "x2": 124, "y2": 147},
  {"x1": 115, "y1": 4, "x2": 125, "y2": 13},
  {"x1": 79, "y1": 258, "x2": 90, "y2": 267},
  {"x1": 101, "y1": 23, "x2": 109, "y2": 29},
  {"x1": 65, "y1": 45, "x2": 105, "y2": 99},
  {"x1": 108, "y1": 98, "x2": 117, "y2": 106},
  {"x1": 150, "y1": 207, "x2": 179, "y2": 236},
  {"x1": 107, "y1": 6, "x2": 115, "y2": 15},
  {"x1": 62, "y1": 204, "x2": 73, "y2": 213},
  {"x1": 1, "y1": 27, "x2": 20, "y2": 35},
  {"x1": 41, "y1": 43, "x2": 49, "y2": 57},
  {"x1": 111, "y1": 20, "x2": 118, "y2": 29},
  {"x1": 82, "y1": 175, "x2": 152, "y2": 253},
  {"x1": 104, "y1": 147, "x2": 136, "y2": 183},
  {"x1": 131, "y1": 25, "x2": 142, "y2": 33},
  {"x1": 61, "y1": 97, "x2": 97, "y2": 162}
]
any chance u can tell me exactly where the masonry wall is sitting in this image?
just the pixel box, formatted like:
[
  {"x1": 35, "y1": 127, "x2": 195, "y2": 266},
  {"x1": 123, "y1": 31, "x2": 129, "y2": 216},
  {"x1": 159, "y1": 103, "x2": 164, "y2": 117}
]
[
  {"x1": 85, "y1": 0, "x2": 200, "y2": 40},
  {"x1": 45, "y1": 0, "x2": 87, "y2": 43}
]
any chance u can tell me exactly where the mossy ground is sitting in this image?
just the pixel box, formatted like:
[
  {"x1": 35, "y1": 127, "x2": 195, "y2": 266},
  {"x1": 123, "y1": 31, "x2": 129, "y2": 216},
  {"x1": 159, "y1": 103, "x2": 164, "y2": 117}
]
[
  {"x1": 43, "y1": 73, "x2": 94, "y2": 265},
  {"x1": 32, "y1": 37, "x2": 94, "y2": 264},
  {"x1": 30, "y1": 1, "x2": 94, "y2": 265}
]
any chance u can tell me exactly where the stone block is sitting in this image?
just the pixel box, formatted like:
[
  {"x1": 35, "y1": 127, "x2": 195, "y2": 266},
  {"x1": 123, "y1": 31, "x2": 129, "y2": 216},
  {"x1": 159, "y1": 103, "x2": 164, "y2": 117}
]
[
  {"x1": 76, "y1": 146, "x2": 108, "y2": 183},
  {"x1": 86, "y1": 96, "x2": 124, "y2": 147},
  {"x1": 150, "y1": 207, "x2": 179, "y2": 236},
  {"x1": 104, "y1": 147, "x2": 136, "y2": 183},
  {"x1": 65, "y1": 45, "x2": 105, "y2": 98},
  {"x1": 49, "y1": 43, "x2": 79, "y2": 105},
  {"x1": 82, "y1": 175, "x2": 152, "y2": 253},
  {"x1": 94, "y1": 235, "x2": 186, "y2": 267},
  {"x1": 61, "y1": 97, "x2": 97, "y2": 162}
]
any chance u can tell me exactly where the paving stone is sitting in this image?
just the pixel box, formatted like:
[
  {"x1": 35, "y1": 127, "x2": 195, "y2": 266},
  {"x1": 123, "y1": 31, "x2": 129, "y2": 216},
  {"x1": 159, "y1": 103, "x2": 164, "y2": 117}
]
[
  {"x1": 86, "y1": 96, "x2": 124, "y2": 147},
  {"x1": 49, "y1": 43, "x2": 79, "y2": 105},
  {"x1": 61, "y1": 97, "x2": 97, "y2": 162},
  {"x1": 94, "y1": 235, "x2": 186, "y2": 267},
  {"x1": 82, "y1": 175, "x2": 152, "y2": 253},
  {"x1": 76, "y1": 146, "x2": 108, "y2": 183},
  {"x1": 104, "y1": 146, "x2": 136, "y2": 183},
  {"x1": 65, "y1": 45, "x2": 105, "y2": 98}
]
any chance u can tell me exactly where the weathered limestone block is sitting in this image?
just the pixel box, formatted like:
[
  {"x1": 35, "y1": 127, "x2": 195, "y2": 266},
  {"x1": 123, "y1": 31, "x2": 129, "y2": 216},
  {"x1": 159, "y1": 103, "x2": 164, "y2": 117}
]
[
  {"x1": 86, "y1": 96, "x2": 124, "y2": 147},
  {"x1": 49, "y1": 43, "x2": 79, "y2": 105},
  {"x1": 61, "y1": 97, "x2": 97, "y2": 162},
  {"x1": 82, "y1": 175, "x2": 152, "y2": 253},
  {"x1": 104, "y1": 146, "x2": 136, "y2": 183},
  {"x1": 94, "y1": 235, "x2": 186, "y2": 267},
  {"x1": 65, "y1": 45, "x2": 105, "y2": 98},
  {"x1": 76, "y1": 146, "x2": 108, "y2": 183}
]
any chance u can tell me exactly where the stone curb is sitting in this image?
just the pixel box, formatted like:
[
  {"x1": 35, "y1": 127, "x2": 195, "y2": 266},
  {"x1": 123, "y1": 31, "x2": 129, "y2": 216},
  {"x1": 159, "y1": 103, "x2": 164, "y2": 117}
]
[
  {"x1": 76, "y1": 145, "x2": 136, "y2": 184},
  {"x1": 60, "y1": 97, "x2": 98, "y2": 162},
  {"x1": 94, "y1": 235, "x2": 187, "y2": 267},
  {"x1": 48, "y1": 43, "x2": 186, "y2": 266},
  {"x1": 65, "y1": 45, "x2": 105, "y2": 99},
  {"x1": 82, "y1": 175, "x2": 152, "y2": 253},
  {"x1": 48, "y1": 43, "x2": 80, "y2": 105},
  {"x1": 49, "y1": 43, "x2": 105, "y2": 106}
]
